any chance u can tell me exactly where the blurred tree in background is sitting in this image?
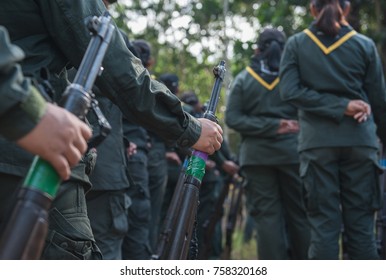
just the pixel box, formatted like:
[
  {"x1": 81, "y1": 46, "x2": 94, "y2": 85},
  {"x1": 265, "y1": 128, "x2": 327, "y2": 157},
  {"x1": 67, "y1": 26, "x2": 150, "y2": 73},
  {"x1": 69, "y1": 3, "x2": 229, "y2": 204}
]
[{"x1": 109, "y1": 0, "x2": 386, "y2": 154}]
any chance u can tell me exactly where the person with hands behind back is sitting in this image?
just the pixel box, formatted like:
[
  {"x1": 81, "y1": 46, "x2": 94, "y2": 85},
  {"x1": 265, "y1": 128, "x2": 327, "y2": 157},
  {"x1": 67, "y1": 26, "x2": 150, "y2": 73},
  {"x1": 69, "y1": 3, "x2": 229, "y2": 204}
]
[
  {"x1": 226, "y1": 27, "x2": 310, "y2": 260},
  {"x1": 280, "y1": 0, "x2": 386, "y2": 259}
]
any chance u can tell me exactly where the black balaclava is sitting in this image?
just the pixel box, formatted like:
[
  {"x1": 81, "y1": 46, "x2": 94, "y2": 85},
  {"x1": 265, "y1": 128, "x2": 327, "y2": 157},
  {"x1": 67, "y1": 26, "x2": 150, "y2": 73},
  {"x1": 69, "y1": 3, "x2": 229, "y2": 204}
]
[
  {"x1": 180, "y1": 91, "x2": 202, "y2": 117},
  {"x1": 180, "y1": 91, "x2": 199, "y2": 107},
  {"x1": 159, "y1": 73, "x2": 179, "y2": 95},
  {"x1": 250, "y1": 28, "x2": 286, "y2": 78},
  {"x1": 132, "y1": 39, "x2": 152, "y2": 68}
]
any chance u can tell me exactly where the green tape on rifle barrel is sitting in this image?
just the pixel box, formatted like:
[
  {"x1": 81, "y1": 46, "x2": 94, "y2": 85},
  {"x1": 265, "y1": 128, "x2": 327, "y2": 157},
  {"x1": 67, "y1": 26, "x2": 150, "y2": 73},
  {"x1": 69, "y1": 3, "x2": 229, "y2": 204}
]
[
  {"x1": 23, "y1": 157, "x2": 61, "y2": 198},
  {"x1": 186, "y1": 155, "x2": 206, "y2": 181}
]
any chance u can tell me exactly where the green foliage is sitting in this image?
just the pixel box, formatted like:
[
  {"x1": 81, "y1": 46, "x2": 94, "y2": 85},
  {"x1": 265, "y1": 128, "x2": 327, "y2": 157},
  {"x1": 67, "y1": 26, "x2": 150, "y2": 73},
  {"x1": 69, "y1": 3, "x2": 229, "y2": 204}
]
[
  {"x1": 265, "y1": 2, "x2": 311, "y2": 34},
  {"x1": 112, "y1": 2, "x2": 232, "y2": 122}
]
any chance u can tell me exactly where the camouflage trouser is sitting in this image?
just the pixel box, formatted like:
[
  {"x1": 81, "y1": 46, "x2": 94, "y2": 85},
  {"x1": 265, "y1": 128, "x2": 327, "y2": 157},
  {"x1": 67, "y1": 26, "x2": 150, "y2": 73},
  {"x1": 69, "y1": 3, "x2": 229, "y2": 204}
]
[{"x1": 0, "y1": 173, "x2": 102, "y2": 260}]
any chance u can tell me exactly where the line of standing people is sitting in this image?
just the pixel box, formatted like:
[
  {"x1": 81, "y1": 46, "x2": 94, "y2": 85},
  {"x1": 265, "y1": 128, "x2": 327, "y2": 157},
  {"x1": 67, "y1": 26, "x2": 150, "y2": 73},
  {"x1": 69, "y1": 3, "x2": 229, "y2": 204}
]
[{"x1": 226, "y1": 0, "x2": 386, "y2": 260}]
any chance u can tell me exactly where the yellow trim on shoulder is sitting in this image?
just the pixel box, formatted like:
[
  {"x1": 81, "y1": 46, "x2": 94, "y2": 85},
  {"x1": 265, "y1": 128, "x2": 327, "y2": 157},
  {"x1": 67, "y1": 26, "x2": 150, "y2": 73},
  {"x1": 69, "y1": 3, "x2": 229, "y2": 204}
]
[
  {"x1": 303, "y1": 29, "x2": 357, "y2": 55},
  {"x1": 246, "y1": 66, "x2": 279, "y2": 91}
]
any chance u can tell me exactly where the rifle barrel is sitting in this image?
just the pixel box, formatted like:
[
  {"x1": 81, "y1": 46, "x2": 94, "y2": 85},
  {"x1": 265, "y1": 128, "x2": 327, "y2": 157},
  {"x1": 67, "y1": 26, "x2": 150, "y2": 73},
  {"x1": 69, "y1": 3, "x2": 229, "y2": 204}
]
[{"x1": 162, "y1": 61, "x2": 226, "y2": 260}]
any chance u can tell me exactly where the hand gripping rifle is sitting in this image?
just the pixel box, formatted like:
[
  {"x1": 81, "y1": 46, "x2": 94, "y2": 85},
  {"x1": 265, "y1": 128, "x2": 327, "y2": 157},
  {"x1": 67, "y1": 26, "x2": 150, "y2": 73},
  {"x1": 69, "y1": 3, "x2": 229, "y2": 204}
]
[
  {"x1": 0, "y1": 13, "x2": 114, "y2": 260},
  {"x1": 158, "y1": 61, "x2": 226, "y2": 260}
]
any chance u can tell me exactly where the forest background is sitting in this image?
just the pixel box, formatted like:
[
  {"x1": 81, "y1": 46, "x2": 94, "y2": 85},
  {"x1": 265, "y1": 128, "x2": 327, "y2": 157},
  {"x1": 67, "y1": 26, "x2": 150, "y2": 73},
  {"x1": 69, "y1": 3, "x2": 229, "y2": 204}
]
[{"x1": 110, "y1": 0, "x2": 386, "y2": 154}]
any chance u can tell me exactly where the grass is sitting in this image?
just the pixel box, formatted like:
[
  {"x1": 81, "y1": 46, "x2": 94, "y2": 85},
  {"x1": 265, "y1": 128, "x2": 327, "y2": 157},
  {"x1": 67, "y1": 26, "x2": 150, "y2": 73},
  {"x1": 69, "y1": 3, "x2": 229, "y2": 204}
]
[
  {"x1": 218, "y1": 192, "x2": 258, "y2": 260},
  {"x1": 227, "y1": 227, "x2": 257, "y2": 260}
]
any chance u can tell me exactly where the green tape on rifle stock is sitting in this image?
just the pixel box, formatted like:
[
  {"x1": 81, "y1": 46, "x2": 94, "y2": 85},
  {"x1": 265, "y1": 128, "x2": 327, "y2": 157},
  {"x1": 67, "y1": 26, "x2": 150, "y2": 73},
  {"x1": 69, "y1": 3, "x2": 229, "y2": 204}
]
[
  {"x1": 23, "y1": 157, "x2": 61, "y2": 199},
  {"x1": 186, "y1": 155, "x2": 206, "y2": 181}
]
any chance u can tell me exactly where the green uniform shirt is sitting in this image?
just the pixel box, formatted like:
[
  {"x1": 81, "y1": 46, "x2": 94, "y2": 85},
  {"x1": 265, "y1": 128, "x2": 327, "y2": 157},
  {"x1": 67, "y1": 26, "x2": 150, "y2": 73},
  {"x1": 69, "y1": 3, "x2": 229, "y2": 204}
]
[
  {"x1": 280, "y1": 24, "x2": 386, "y2": 151},
  {"x1": 87, "y1": 95, "x2": 130, "y2": 191},
  {"x1": 0, "y1": 0, "x2": 201, "y2": 180},
  {"x1": 225, "y1": 66, "x2": 299, "y2": 167},
  {"x1": 0, "y1": 26, "x2": 46, "y2": 141},
  {"x1": 122, "y1": 116, "x2": 149, "y2": 152}
]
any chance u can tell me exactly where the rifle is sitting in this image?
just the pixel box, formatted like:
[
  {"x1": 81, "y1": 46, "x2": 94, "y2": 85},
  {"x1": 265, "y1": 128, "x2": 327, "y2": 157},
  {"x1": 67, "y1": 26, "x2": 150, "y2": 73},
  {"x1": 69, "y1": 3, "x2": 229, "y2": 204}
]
[
  {"x1": 376, "y1": 148, "x2": 386, "y2": 259},
  {"x1": 152, "y1": 154, "x2": 190, "y2": 260},
  {"x1": 0, "y1": 13, "x2": 114, "y2": 260},
  {"x1": 156, "y1": 61, "x2": 226, "y2": 260},
  {"x1": 221, "y1": 174, "x2": 244, "y2": 260}
]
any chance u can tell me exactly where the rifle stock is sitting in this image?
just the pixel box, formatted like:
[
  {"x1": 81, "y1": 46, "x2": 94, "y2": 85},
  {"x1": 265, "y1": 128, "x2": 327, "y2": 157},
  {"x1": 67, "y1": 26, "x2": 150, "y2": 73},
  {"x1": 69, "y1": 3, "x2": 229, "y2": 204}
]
[{"x1": 0, "y1": 13, "x2": 114, "y2": 260}]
